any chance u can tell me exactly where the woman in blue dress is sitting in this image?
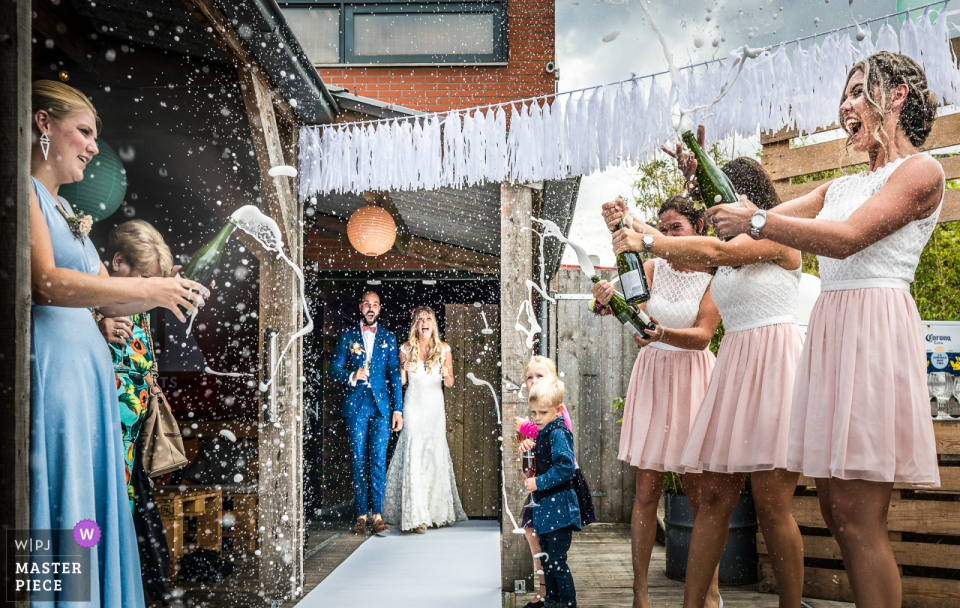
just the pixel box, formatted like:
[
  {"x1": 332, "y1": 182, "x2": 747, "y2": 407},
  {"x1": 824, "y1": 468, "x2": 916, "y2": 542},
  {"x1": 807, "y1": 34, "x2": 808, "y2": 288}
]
[{"x1": 29, "y1": 80, "x2": 207, "y2": 607}]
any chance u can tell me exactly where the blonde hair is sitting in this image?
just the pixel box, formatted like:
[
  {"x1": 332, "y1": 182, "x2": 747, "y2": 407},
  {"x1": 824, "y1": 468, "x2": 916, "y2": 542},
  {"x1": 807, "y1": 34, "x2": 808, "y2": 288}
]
[
  {"x1": 529, "y1": 376, "x2": 564, "y2": 410},
  {"x1": 404, "y1": 306, "x2": 446, "y2": 371},
  {"x1": 106, "y1": 220, "x2": 174, "y2": 277},
  {"x1": 32, "y1": 80, "x2": 101, "y2": 135},
  {"x1": 524, "y1": 355, "x2": 557, "y2": 378},
  {"x1": 840, "y1": 52, "x2": 937, "y2": 151}
]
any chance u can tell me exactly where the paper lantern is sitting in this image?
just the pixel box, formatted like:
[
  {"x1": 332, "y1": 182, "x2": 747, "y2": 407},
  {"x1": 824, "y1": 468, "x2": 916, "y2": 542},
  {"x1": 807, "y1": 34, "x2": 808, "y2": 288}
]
[
  {"x1": 347, "y1": 206, "x2": 396, "y2": 256},
  {"x1": 58, "y1": 140, "x2": 127, "y2": 222}
]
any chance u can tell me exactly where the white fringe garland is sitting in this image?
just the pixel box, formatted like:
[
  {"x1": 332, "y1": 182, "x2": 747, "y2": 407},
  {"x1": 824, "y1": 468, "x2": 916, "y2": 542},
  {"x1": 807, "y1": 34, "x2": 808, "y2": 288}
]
[{"x1": 298, "y1": 4, "x2": 960, "y2": 199}]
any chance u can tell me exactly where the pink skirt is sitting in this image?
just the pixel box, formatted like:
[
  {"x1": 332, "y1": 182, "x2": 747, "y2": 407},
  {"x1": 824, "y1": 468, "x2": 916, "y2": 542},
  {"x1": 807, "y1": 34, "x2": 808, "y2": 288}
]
[
  {"x1": 680, "y1": 323, "x2": 803, "y2": 474},
  {"x1": 787, "y1": 288, "x2": 940, "y2": 488},
  {"x1": 618, "y1": 346, "x2": 716, "y2": 473}
]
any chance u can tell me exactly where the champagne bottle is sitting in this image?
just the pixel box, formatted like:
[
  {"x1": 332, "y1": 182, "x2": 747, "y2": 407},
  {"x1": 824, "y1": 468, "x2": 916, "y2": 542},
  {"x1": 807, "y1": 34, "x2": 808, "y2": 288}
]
[
  {"x1": 179, "y1": 217, "x2": 238, "y2": 285},
  {"x1": 681, "y1": 130, "x2": 738, "y2": 208},
  {"x1": 614, "y1": 219, "x2": 651, "y2": 305},
  {"x1": 591, "y1": 276, "x2": 657, "y2": 339}
]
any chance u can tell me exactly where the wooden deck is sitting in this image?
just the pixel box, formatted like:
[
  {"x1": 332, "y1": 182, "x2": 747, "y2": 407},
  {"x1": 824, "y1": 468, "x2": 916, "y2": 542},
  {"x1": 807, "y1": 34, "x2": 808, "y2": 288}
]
[
  {"x1": 515, "y1": 523, "x2": 854, "y2": 608},
  {"x1": 149, "y1": 522, "x2": 369, "y2": 608}
]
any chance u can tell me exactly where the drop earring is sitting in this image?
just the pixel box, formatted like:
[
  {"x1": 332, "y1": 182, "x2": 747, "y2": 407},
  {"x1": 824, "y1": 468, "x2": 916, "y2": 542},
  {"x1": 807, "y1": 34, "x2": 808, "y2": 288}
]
[{"x1": 40, "y1": 132, "x2": 50, "y2": 160}]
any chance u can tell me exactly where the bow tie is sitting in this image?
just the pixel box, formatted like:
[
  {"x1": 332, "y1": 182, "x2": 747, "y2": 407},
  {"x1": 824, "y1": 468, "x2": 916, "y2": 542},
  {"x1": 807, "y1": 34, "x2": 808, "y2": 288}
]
[{"x1": 362, "y1": 325, "x2": 377, "y2": 333}]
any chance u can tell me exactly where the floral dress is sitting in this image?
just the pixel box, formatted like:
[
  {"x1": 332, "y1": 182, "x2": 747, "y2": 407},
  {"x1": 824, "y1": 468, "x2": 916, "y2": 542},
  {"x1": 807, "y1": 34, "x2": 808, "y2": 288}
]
[{"x1": 109, "y1": 312, "x2": 154, "y2": 510}]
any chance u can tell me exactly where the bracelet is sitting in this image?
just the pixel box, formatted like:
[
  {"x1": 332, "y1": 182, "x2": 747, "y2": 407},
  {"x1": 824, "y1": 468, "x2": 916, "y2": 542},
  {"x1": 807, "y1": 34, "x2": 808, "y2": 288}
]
[{"x1": 92, "y1": 309, "x2": 104, "y2": 324}]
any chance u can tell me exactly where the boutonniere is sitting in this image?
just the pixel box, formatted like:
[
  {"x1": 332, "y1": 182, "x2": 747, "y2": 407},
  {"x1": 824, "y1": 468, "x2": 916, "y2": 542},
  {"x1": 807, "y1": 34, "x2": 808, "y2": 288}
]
[
  {"x1": 56, "y1": 205, "x2": 93, "y2": 243},
  {"x1": 380, "y1": 340, "x2": 388, "y2": 348},
  {"x1": 350, "y1": 342, "x2": 364, "y2": 356}
]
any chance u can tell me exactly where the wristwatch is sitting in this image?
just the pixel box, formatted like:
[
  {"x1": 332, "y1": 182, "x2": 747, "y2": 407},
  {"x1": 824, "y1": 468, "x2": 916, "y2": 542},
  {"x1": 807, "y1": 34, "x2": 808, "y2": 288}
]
[
  {"x1": 749, "y1": 209, "x2": 767, "y2": 237},
  {"x1": 641, "y1": 233, "x2": 655, "y2": 254}
]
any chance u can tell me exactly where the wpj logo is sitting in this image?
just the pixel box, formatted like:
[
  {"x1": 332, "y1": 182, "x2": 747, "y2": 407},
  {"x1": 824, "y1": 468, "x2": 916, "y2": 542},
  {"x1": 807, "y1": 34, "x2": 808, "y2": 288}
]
[{"x1": 5, "y1": 528, "x2": 92, "y2": 602}]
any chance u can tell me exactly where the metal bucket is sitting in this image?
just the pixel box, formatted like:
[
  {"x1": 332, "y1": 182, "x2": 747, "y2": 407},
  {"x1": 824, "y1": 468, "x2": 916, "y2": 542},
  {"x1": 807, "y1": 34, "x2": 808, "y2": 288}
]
[{"x1": 663, "y1": 493, "x2": 759, "y2": 584}]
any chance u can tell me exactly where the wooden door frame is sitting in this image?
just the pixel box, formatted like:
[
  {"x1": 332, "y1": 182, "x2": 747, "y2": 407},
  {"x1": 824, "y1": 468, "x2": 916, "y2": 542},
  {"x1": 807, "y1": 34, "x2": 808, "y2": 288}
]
[{"x1": 1, "y1": 3, "x2": 33, "y2": 607}]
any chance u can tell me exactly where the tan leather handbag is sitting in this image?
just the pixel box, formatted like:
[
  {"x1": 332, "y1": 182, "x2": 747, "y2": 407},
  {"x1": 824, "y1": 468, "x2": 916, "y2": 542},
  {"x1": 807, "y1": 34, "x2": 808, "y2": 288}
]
[{"x1": 139, "y1": 319, "x2": 189, "y2": 477}]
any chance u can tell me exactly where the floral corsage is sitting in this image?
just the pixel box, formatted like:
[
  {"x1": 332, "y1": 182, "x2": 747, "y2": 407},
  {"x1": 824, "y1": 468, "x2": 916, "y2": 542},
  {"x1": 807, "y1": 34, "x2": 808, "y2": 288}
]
[
  {"x1": 56, "y1": 205, "x2": 93, "y2": 243},
  {"x1": 349, "y1": 342, "x2": 364, "y2": 356},
  {"x1": 588, "y1": 297, "x2": 613, "y2": 317}
]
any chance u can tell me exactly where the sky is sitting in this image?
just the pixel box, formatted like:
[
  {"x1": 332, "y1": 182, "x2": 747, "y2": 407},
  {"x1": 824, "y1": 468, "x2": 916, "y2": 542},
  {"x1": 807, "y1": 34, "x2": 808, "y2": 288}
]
[{"x1": 555, "y1": 0, "x2": 960, "y2": 267}]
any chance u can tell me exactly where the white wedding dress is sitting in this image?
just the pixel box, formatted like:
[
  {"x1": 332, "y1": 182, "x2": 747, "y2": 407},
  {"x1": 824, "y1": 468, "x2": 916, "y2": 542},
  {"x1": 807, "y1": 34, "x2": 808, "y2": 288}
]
[{"x1": 383, "y1": 346, "x2": 467, "y2": 531}]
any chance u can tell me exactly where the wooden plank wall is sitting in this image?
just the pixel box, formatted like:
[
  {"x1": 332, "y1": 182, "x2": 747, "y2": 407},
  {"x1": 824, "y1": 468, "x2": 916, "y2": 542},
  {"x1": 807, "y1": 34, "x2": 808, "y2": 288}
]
[
  {"x1": 445, "y1": 304, "x2": 502, "y2": 518},
  {"x1": 760, "y1": 112, "x2": 960, "y2": 223},
  {"x1": 0, "y1": 2, "x2": 31, "y2": 607},
  {"x1": 758, "y1": 421, "x2": 960, "y2": 607},
  {"x1": 555, "y1": 269, "x2": 640, "y2": 523}
]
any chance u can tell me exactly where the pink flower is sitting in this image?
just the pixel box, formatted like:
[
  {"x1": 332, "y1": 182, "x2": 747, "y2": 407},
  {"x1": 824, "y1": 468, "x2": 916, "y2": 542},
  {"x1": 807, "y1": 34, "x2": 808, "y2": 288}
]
[{"x1": 78, "y1": 215, "x2": 93, "y2": 238}]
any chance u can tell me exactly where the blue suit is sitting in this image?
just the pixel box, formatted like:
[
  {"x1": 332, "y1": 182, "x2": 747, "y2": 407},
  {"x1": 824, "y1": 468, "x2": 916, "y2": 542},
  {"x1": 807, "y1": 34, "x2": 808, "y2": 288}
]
[{"x1": 329, "y1": 324, "x2": 403, "y2": 516}]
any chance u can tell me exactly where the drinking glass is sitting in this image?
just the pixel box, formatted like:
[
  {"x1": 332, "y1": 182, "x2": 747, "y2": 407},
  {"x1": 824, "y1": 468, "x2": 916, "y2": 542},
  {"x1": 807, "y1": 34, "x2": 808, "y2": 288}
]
[
  {"x1": 928, "y1": 372, "x2": 950, "y2": 419},
  {"x1": 521, "y1": 450, "x2": 539, "y2": 507},
  {"x1": 951, "y1": 376, "x2": 960, "y2": 418}
]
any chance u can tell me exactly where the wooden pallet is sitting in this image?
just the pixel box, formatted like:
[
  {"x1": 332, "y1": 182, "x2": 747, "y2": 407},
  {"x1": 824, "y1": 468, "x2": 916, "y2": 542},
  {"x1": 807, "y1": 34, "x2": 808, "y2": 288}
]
[
  {"x1": 757, "y1": 420, "x2": 960, "y2": 608},
  {"x1": 221, "y1": 486, "x2": 258, "y2": 557},
  {"x1": 154, "y1": 485, "x2": 223, "y2": 578}
]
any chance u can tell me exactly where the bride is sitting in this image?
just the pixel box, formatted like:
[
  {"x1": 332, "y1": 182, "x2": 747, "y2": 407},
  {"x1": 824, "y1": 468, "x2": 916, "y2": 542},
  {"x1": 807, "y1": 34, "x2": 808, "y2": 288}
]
[{"x1": 383, "y1": 306, "x2": 467, "y2": 533}]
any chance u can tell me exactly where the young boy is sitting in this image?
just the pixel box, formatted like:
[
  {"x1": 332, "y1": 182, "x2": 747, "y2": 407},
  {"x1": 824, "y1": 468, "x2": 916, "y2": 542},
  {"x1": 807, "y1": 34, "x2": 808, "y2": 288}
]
[{"x1": 524, "y1": 376, "x2": 580, "y2": 608}]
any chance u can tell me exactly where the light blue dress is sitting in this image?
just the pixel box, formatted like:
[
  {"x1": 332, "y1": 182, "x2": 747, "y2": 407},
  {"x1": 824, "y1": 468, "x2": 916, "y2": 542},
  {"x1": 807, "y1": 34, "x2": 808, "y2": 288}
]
[{"x1": 30, "y1": 177, "x2": 145, "y2": 608}]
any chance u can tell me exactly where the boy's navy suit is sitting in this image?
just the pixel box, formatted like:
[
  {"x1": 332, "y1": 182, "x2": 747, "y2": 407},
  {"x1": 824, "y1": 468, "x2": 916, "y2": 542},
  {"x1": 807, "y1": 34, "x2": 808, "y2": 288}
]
[
  {"x1": 329, "y1": 324, "x2": 403, "y2": 516},
  {"x1": 532, "y1": 415, "x2": 581, "y2": 608}
]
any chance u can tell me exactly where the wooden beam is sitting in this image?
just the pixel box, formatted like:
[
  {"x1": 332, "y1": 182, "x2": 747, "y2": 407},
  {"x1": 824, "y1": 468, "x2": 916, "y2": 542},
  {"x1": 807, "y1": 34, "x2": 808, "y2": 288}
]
[
  {"x1": 182, "y1": 0, "x2": 305, "y2": 601},
  {"x1": 314, "y1": 212, "x2": 500, "y2": 273},
  {"x1": 0, "y1": 1, "x2": 32, "y2": 607},
  {"x1": 500, "y1": 183, "x2": 535, "y2": 592}
]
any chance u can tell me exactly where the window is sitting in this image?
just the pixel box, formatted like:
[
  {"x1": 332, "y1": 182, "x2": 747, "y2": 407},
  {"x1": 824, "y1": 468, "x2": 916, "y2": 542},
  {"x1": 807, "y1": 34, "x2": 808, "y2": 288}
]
[
  {"x1": 283, "y1": 7, "x2": 341, "y2": 64},
  {"x1": 280, "y1": 1, "x2": 507, "y2": 65}
]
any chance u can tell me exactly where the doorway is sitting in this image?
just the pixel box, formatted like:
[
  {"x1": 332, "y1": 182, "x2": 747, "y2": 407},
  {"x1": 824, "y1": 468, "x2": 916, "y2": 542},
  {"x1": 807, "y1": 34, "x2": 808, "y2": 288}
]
[{"x1": 304, "y1": 275, "x2": 501, "y2": 522}]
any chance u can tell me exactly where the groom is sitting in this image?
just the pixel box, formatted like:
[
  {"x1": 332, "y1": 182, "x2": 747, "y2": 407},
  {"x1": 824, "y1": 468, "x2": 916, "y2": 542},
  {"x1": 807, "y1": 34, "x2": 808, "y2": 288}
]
[{"x1": 330, "y1": 291, "x2": 403, "y2": 535}]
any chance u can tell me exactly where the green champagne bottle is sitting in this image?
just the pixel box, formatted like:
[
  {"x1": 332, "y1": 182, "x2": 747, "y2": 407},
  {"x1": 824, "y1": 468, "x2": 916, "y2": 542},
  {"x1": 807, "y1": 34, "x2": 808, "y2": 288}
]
[
  {"x1": 179, "y1": 217, "x2": 238, "y2": 285},
  {"x1": 681, "y1": 130, "x2": 738, "y2": 208},
  {"x1": 591, "y1": 275, "x2": 657, "y2": 338},
  {"x1": 614, "y1": 219, "x2": 651, "y2": 305}
]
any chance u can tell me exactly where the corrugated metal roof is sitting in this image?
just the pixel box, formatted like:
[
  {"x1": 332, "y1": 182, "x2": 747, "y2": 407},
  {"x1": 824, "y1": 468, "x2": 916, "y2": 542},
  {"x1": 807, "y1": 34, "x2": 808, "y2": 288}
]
[{"x1": 312, "y1": 183, "x2": 501, "y2": 255}]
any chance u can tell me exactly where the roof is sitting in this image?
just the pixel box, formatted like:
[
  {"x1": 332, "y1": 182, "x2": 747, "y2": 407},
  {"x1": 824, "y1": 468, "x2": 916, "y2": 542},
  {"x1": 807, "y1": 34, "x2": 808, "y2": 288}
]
[{"x1": 65, "y1": 0, "x2": 337, "y2": 123}]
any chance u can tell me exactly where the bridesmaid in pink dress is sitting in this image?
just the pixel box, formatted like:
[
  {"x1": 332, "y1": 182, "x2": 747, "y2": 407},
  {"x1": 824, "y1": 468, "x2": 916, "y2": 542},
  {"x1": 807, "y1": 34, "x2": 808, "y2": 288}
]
[
  {"x1": 709, "y1": 52, "x2": 943, "y2": 608},
  {"x1": 605, "y1": 155, "x2": 805, "y2": 608},
  {"x1": 592, "y1": 196, "x2": 721, "y2": 608}
]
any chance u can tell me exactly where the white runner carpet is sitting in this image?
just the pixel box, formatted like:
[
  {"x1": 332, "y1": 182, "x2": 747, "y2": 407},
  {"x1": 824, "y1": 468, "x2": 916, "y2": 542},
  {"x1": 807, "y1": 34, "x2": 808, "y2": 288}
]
[{"x1": 296, "y1": 520, "x2": 501, "y2": 608}]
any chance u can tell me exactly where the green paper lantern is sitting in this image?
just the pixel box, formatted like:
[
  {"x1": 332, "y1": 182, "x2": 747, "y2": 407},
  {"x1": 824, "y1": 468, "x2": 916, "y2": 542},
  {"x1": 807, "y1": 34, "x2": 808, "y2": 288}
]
[
  {"x1": 59, "y1": 140, "x2": 127, "y2": 222},
  {"x1": 897, "y1": 0, "x2": 940, "y2": 25}
]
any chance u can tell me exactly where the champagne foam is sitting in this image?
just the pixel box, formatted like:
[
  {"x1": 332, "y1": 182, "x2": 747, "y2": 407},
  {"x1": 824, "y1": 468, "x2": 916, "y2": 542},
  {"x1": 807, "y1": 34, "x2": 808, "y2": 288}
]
[{"x1": 229, "y1": 205, "x2": 314, "y2": 394}]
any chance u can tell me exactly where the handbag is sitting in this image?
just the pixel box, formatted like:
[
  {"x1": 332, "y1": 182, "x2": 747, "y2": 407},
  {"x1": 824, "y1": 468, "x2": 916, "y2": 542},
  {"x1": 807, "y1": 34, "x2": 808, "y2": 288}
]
[{"x1": 139, "y1": 316, "x2": 190, "y2": 477}]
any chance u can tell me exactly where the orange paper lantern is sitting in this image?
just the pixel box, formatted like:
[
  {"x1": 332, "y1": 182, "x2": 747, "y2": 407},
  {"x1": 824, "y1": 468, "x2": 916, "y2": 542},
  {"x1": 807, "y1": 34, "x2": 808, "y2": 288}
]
[{"x1": 347, "y1": 206, "x2": 397, "y2": 256}]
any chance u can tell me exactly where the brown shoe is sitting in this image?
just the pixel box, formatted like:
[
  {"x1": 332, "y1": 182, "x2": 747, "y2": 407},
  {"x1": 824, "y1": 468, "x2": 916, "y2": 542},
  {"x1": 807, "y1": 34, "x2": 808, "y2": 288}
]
[
  {"x1": 353, "y1": 517, "x2": 368, "y2": 535},
  {"x1": 370, "y1": 518, "x2": 389, "y2": 534}
]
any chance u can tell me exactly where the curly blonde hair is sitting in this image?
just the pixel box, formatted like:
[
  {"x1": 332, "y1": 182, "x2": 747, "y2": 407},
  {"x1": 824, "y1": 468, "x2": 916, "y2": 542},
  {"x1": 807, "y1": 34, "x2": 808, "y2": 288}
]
[
  {"x1": 840, "y1": 52, "x2": 938, "y2": 150},
  {"x1": 106, "y1": 220, "x2": 174, "y2": 277},
  {"x1": 404, "y1": 306, "x2": 446, "y2": 372}
]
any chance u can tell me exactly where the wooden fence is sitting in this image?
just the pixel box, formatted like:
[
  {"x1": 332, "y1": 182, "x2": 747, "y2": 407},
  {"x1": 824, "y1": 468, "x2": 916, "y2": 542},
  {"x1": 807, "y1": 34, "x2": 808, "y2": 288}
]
[
  {"x1": 758, "y1": 421, "x2": 960, "y2": 607},
  {"x1": 761, "y1": 106, "x2": 960, "y2": 224},
  {"x1": 553, "y1": 268, "x2": 641, "y2": 523}
]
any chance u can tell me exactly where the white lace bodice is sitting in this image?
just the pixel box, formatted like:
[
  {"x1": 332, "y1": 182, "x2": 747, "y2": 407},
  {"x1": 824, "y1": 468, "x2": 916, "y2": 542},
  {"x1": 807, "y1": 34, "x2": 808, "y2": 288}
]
[
  {"x1": 645, "y1": 258, "x2": 713, "y2": 342},
  {"x1": 710, "y1": 262, "x2": 800, "y2": 333},
  {"x1": 817, "y1": 155, "x2": 942, "y2": 291}
]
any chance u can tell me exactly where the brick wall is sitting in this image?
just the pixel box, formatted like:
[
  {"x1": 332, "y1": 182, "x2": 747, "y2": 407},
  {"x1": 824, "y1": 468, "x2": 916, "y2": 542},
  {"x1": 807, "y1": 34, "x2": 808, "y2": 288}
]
[
  {"x1": 306, "y1": 226, "x2": 452, "y2": 271},
  {"x1": 317, "y1": 0, "x2": 555, "y2": 112}
]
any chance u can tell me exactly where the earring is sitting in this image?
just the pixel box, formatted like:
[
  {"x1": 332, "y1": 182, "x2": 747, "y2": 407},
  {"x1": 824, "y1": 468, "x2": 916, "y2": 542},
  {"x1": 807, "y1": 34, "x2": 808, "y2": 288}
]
[{"x1": 40, "y1": 132, "x2": 50, "y2": 160}]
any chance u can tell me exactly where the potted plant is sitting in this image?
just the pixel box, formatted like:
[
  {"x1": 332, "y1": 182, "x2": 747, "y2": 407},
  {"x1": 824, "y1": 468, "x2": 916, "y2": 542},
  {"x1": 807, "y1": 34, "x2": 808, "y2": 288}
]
[{"x1": 662, "y1": 472, "x2": 759, "y2": 584}]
